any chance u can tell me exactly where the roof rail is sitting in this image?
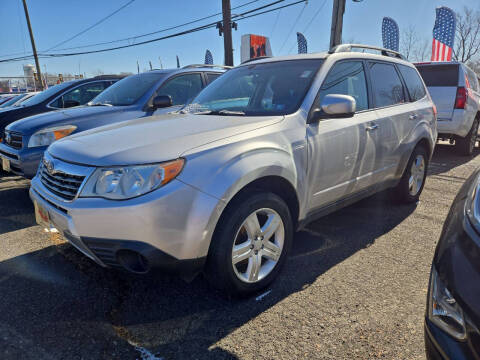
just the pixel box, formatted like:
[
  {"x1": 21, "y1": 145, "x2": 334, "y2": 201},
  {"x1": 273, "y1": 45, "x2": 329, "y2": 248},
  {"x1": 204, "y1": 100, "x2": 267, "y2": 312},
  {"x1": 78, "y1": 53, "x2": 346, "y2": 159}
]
[
  {"x1": 329, "y1": 44, "x2": 405, "y2": 60},
  {"x1": 241, "y1": 56, "x2": 271, "y2": 64},
  {"x1": 182, "y1": 64, "x2": 232, "y2": 70}
]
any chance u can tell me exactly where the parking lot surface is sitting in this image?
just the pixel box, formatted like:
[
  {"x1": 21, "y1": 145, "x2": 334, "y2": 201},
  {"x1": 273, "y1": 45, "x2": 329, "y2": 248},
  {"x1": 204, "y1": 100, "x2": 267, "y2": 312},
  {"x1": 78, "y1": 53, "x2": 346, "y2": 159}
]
[{"x1": 0, "y1": 143, "x2": 479, "y2": 360}]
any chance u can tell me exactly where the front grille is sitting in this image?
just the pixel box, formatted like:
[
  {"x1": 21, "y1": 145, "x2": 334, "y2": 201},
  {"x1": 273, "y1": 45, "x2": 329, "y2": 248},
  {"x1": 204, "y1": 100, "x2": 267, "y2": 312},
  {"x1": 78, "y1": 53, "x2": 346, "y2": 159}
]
[
  {"x1": 3, "y1": 130, "x2": 23, "y2": 149},
  {"x1": 39, "y1": 163, "x2": 85, "y2": 200},
  {"x1": 0, "y1": 149, "x2": 19, "y2": 160}
]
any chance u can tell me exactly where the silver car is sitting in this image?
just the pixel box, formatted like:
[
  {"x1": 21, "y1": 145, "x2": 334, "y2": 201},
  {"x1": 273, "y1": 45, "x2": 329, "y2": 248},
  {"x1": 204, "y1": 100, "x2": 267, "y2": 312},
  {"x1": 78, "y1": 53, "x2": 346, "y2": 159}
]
[
  {"x1": 415, "y1": 61, "x2": 480, "y2": 155},
  {"x1": 30, "y1": 45, "x2": 437, "y2": 295}
]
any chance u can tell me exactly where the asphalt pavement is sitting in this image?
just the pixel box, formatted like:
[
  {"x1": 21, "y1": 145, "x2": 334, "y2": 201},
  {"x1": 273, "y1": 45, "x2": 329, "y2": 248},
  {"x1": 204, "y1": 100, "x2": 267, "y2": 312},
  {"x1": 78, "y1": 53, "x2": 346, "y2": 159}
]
[{"x1": 0, "y1": 143, "x2": 479, "y2": 360}]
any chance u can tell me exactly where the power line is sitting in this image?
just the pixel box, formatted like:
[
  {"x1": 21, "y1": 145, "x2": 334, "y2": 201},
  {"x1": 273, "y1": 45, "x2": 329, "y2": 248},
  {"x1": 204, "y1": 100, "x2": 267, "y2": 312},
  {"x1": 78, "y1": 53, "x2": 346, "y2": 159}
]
[
  {"x1": 269, "y1": 8, "x2": 282, "y2": 38},
  {"x1": 0, "y1": 0, "x2": 307, "y2": 63},
  {"x1": 44, "y1": 0, "x2": 137, "y2": 52},
  {"x1": 287, "y1": 0, "x2": 328, "y2": 54},
  {"x1": 44, "y1": 0, "x2": 263, "y2": 53},
  {"x1": 278, "y1": 1, "x2": 307, "y2": 54}
]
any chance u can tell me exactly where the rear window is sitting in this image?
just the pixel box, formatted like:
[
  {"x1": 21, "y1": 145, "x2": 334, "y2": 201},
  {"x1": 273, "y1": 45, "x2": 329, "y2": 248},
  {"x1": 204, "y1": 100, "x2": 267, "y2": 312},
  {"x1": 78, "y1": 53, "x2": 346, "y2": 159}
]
[{"x1": 415, "y1": 64, "x2": 459, "y2": 87}]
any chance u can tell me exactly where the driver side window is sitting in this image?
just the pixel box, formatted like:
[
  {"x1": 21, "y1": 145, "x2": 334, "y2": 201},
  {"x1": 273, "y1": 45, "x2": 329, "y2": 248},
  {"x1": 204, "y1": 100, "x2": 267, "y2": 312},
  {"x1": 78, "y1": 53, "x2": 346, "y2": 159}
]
[
  {"x1": 50, "y1": 82, "x2": 107, "y2": 108},
  {"x1": 157, "y1": 73, "x2": 203, "y2": 106},
  {"x1": 317, "y1": 61, "x2": 369, "y2": 112}
]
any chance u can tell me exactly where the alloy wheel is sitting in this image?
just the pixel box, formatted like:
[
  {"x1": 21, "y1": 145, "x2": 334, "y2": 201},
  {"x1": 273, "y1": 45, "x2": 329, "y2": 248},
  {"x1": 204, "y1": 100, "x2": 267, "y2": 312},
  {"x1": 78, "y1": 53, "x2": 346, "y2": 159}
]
[
  {"x1": 231, "y1": 208, "x2": 285, "y2": 283},
  {"x1": 408, "y1": 154, "x2": 425, "y2": 196}
]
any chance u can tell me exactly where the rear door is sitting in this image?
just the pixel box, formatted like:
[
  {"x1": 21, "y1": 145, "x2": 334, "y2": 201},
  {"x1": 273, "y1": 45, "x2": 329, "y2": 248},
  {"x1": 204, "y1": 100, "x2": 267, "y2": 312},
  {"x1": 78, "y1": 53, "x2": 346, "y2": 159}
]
[
  {"x1": 365, "y1": 61, "x2": 409, "y2": 185},
  {"x1": 415, "y1": 64, "x2": 459, "y2": 120}
]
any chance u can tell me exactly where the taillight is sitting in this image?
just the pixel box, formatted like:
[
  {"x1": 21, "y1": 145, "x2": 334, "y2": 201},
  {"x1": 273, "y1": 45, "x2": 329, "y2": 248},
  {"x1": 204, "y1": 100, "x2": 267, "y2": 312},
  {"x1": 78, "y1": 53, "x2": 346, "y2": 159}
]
[{"x1": 455, "y1": 87, "x2": 467, "y2": 109}]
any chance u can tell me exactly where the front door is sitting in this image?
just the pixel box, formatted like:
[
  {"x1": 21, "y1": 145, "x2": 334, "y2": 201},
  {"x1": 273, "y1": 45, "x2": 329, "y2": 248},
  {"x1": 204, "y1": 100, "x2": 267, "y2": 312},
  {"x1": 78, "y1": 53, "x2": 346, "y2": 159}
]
[{"x1": 306, "y1": 60, "x2": 373, "y2": 211}]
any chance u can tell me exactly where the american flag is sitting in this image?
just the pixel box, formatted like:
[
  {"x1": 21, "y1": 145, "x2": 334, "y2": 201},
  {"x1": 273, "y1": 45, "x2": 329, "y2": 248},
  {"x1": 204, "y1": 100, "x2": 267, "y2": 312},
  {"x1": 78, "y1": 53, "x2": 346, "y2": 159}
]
[
  {"x1": 205, "y1": 50, "x2": 213, "y2": 65},
  {"x1": 382, "y1": 17, "x2": 399, "y2": 52},
  {"x1": 297, "y1": 32, "x2": 307, "y2": 54},
  {"x1": 432, "y1": 7, "x2": 456, "y2": 61}
]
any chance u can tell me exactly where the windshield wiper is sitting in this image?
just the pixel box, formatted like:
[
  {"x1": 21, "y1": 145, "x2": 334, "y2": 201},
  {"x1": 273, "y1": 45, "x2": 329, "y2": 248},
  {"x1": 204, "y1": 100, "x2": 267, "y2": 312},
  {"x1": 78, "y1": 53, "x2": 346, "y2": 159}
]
[{"x1": 195, "y1": 109, "x2": 246, "y2": 116}]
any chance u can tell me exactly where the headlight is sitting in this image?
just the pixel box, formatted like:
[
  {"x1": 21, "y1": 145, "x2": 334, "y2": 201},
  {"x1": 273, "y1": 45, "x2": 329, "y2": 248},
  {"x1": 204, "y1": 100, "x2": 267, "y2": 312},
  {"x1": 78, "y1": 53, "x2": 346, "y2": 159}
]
[
  {"x1": 28, "y1": 125, "x2": 77, "y2": 148},
  {"x1": 80, "y1": 159, "x2": 185, "y2": 200},
  {"x1": 427, "y1": 266, "x2": 466, "y2": 340}
]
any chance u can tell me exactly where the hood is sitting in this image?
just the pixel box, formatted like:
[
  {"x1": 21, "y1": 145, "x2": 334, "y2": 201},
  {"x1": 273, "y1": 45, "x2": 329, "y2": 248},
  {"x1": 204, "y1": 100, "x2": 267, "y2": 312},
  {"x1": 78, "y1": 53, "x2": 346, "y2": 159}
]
[
  {"x1": 6, "y1": 105, "x2": 129, "y2": 135},
  {"x1": 49, "y1": 113, "x2": 283, "y2": 166}
]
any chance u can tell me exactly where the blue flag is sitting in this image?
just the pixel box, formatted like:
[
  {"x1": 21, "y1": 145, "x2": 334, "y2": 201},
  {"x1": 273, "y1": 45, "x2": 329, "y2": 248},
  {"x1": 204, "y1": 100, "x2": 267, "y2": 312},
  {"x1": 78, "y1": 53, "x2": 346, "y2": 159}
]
[
  {"x1": 297, "y1": 32, "x2": 307, "y2": 54},
  {"x1": 382, "y1": 17, "x2": 399, "y2": 52},
  {"x1": 205, "y1": 50, "x2": 213, "y2": 65}
]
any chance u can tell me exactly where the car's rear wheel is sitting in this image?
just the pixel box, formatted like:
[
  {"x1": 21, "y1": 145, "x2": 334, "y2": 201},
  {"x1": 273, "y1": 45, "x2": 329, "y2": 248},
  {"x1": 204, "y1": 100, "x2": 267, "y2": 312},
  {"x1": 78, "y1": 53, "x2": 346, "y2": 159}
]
[
  {"x1": 455, "y1": 117, "x2": 479, "y2": 156},
  {"x1": 394, "y1": 145, "x2": 428, "y2": 204},
  {"x1": 205, "y1": 192, "x2": 292, "y2": 296}
]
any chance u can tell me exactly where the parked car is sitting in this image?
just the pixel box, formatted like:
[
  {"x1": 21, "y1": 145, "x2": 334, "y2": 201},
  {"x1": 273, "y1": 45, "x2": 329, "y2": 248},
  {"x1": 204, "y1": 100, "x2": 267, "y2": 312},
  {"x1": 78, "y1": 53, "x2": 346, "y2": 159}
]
[
  {"x1": 0, "y1": 75, "x2": 123, "y2": 143},
  {"x1": 415, "y1": 61, "x2": 480, "y2": 155},
  {"x1": 0, "y1": 92, "x2": 38, "y2": 109},
  {"x1": 0, "y1": 94, "x2": 15, "y2": 105},
  {"x1": 30, "y1": 45, "x2": 436, "y2": 295},
  {"x1": 424, "y1": 168, "x2": 480, "y2": 359},
  {"x1": 0, "y1": 65, "x2": 227, "y2": 178}
]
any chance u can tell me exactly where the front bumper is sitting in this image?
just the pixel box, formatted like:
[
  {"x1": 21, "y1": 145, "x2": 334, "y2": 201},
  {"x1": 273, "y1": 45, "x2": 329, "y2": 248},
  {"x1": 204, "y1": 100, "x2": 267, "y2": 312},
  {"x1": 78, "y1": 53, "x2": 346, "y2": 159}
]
[
  {"x1": 30, "y1": 174, "x2": 224, "y2": 273},
  {"x1": 0, "y1": 142, "x2": 45, "y2": 178},
  {"x1": 425, "y1": 170, "x2": 480, "y2": 359}
]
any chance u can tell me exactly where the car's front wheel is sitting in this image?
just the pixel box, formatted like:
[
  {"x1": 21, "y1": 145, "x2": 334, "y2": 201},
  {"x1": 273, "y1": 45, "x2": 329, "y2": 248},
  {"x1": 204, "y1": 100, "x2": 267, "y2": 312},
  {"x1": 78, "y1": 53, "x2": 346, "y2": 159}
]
[{"x1": 205, "y1": 192, "x2": 293, "y2": 296}]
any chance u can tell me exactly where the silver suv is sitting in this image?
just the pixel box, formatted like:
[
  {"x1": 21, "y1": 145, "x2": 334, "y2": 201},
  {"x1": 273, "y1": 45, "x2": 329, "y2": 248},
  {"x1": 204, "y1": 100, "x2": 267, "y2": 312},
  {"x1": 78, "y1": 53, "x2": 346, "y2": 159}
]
[
  {"x1": 30, "y1": 45, "x2": 437, "y2": 295},
  {"x1": 415, "y1": 61, "x2": 480, "y2": 155}
]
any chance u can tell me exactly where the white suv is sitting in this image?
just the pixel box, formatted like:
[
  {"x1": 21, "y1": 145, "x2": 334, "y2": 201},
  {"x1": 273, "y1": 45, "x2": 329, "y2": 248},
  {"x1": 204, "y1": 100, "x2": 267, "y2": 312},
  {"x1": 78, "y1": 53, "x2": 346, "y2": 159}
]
[
  {"x1": 415, "y1": 61, "x2": 480, "y2": 155},
  {"x1": 30, "y1": 45, "x2": 437, "y2": 295}
]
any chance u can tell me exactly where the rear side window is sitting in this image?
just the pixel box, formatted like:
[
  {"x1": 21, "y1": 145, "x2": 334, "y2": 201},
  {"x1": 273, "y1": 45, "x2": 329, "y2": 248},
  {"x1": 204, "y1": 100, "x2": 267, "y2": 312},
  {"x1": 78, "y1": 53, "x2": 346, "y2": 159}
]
[
  {"x1": 206, "y1": 73, "x2": 222, "y2": 84},
  {"x1": 398, "y1": 65, "x2": 427, "y2": 102},
  {"x1": 317, "y1": 61, "x2": 369, "y2": 111},
  {"x1": 369, "y1": 62, "x2": 406, "y2": 107},
  {"x1": 415, "y1": 64, "x2": 459, "y2": 87}
]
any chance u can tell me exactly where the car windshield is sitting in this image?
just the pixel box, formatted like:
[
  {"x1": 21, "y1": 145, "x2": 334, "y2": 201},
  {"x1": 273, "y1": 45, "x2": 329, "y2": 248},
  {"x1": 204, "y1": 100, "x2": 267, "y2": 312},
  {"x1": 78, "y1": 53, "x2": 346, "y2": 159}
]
[
  {"x1": 89, "y1": 73, "x2": 166, "y2": 106},
  {"x1": 20, "y1": 81, "x2": 79, "y2": 106},
  {"x1": 0, "y1": 94, "x2": 25, "y2": 108},
  {"x1": 182, "y1": 59, "x2": 323, "y2": 116}
]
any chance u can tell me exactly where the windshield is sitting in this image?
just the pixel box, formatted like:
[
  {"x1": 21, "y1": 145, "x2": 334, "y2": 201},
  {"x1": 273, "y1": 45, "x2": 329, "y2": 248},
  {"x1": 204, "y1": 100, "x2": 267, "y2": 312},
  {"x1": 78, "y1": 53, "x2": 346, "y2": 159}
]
[
  {"x1": 89, "y1": 73, "x2": 166, "y2": 106},
  {"x1": 20, "y1": 81, "x2": 79, "y2": 106},
  {"x1": 183, "y1": 59, "x2": 323, "y2": 116},
  {"x1": 0, "y1": 94, "x2": 25, "y2": 108}
]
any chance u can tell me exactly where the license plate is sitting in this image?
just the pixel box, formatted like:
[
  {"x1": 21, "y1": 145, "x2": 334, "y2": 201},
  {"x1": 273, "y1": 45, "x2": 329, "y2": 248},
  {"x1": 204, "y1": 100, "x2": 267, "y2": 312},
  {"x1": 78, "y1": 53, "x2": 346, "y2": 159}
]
[
  {"x1": 1, "y1": 157, "x2": 10, "y2": 172},
  {"x1": 34, "y1": 201, "x2": 50, "y2": 228}
]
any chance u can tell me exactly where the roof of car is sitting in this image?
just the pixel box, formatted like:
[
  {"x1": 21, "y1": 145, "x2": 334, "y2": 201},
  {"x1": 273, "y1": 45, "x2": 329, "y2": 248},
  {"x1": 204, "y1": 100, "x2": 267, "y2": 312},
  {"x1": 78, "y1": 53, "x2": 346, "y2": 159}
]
[
  {"x1": 146, "y1": 65, "x2": 228, "y2": 76},
  {"x1": 238, "y1": 44, "x2": 415, "y2": 68}
]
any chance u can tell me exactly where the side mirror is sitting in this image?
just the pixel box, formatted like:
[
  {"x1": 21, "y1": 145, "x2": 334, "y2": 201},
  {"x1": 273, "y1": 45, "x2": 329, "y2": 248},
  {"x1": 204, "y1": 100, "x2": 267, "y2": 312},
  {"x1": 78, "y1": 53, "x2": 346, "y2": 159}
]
[
  {"x1": 309, "y1": 94, "x2": 356, "y2": 122},
  {"x1": 63, "y1": 99, "x2": 80, "y2": 108},
  {"x1": 151, "y1": 95, "x2": 173, "y2": 110}
]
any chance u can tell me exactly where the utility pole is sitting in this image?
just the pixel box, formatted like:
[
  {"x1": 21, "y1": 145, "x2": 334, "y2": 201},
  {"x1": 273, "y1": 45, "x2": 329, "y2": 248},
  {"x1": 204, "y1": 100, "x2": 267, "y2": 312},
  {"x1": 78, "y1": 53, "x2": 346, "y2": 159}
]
[
  {"x1": 22, "y1": 0, "x2": 43, "y2": 90},
  {"x1": 329, "y1": 0, "x2": 346, "y2": 50},
  {"x1": 222, "y1": 0, "x2": 234, "y2": 66}
]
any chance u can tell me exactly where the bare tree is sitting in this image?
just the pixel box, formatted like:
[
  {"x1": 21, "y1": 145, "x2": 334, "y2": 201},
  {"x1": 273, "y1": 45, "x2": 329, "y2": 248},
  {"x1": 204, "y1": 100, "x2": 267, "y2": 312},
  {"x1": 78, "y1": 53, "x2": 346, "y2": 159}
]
[
  {"x1": 400, "y1": 25, "x2": 430, "y2": 62},
  {"x1": 454, "y1": 7, "x2": 480, "y2": 63},
  {"x1": 401, "y1": 25, "x2": 417, "y2": 60}
]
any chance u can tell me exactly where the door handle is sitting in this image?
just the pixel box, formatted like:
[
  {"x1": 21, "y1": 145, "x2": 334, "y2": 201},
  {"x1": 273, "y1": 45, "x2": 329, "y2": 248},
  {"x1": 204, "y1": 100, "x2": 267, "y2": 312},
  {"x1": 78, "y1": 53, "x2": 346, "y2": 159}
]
[
  {"x1": 366, "y1": 123, "x2": 378, "y2": 132},
  {"x1": 409, "y1": 113, "x2": 418, "y2": 120}
]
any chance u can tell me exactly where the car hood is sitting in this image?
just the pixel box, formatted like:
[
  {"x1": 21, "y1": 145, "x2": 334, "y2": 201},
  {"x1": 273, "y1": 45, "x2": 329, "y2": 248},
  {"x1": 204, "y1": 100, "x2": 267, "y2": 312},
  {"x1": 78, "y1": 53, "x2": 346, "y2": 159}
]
[
  {"x1": 49, "y1": 113, "x2": 283, "y2": 166},
  {"x1": 6, "y1": 105, "x2": 129, "y2": 134}
]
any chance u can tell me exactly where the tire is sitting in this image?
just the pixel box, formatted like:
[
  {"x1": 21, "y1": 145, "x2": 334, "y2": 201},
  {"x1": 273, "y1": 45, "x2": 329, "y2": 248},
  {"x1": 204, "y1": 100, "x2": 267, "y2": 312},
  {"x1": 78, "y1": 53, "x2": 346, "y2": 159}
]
[
  {"x1": 205, "y1": 191, "x2": 293, "y2": 296},
  {"x1": 455, "y1": 117, "x2": 479, "y2": 156},
  {"x1": 394, "y1": 145, "x2": 429, "y2": 204}
]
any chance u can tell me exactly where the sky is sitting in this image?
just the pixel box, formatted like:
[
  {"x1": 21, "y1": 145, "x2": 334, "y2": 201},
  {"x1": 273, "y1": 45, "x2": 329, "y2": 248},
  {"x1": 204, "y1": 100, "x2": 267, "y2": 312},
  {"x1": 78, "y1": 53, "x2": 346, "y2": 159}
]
[{"x1": 0, "y1": 0, "x2": 475, "y2": 77}]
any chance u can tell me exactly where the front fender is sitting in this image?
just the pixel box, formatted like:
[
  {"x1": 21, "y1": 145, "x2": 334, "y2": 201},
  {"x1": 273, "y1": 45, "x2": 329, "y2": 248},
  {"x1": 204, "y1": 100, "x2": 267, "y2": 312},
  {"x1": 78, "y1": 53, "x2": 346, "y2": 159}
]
[{"x1": 178, "y1": 142, "x2": 302, "y2": 258}]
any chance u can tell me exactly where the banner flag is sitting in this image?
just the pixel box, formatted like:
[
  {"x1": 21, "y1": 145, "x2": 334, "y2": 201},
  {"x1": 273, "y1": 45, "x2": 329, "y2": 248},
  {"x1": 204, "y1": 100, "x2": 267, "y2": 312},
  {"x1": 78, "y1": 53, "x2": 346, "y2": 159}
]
[
  {"x1": 205, "y1": 50, "x2": 213, "y2": 65},
  {"x1": 296, "y1": 32, "x2": 307, "y2": 54},
  {"x1": 382, "y1": 17, "x2": 399, "y2": 52},
  {"x1": 431, "y1": 7, "x2": 456, "y2": 61},
  {"x1": 176, "y1": 55, "x2": 180, "y2": 68}
]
